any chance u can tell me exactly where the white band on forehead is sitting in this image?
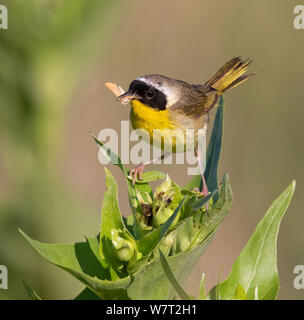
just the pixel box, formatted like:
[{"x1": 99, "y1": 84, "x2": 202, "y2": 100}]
[{"x1": 136, "y1": 77, "x2": 163, "y2": 92}]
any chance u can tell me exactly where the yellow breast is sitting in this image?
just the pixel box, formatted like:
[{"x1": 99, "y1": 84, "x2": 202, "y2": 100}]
[{"x1": 130, "y1": 100, "x2": 191, "y2": 153}]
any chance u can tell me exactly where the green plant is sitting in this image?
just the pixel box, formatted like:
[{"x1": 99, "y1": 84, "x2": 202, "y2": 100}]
[{"x1": 20, "y1": 97, "x2": 295, "y2": 300}]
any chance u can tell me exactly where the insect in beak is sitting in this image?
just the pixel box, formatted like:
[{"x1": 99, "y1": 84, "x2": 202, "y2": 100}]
[{"x1": 116, "y1": 91, "x2": 141, "y2": 105}]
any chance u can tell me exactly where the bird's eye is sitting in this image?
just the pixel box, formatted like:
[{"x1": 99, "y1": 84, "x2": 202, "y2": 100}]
[{"x1": 146, "y1": 88, "x2": 155, "y2": 99}]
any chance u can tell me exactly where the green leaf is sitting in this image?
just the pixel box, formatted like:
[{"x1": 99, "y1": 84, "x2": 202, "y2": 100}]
[
  {"x1": 91, "y1": 133, "x2": 126, "y2": 174},
  {"x1": 74, "y1": 288, "x2": 101, "y2": 300},
  {"x1": 127, "y1": 171, "x2": 166, "y2": 183},
  {"x1": 170, "y1": 173, "x2": 233, "y2": 254},
  {"x1": 159, "y1": 250, "x2": 192, "y2": 300},
  {"x1": 22, "y1": 281, "x2": 42, "y2": 300},
  {"x1": 127, "y1": 236, "x2": 213, "y2": 300},
  {"x1": 123, "y1": 215, "x2": 136, "y2": 235},
  {"x1": 204, "y1": 96, "x2": 224, "y2": 196},
  {"x1": 178, "y1": 190, "x2": 216, "y2": 222},
  {"x1": 233, "y1": 284, "x2": 247, "y2": 300},
  {"x1": 100, "y1": 168, "x2": 126, "y2": 240},
  {"x1": 214, "y1": 180, "x2": 296, "y2": 300},
  {"x1": 191, "y1": 190, "x2": 217, "y2": 211},
  {"x1": 91, "y1": 133, "x2": 151, "y2": 239},
  {"x1": 186, "y1": 95, "x2": 224, "y2": 200},
  {"x1": 85, "y1": 236, "x2": 104, "y2": 265},
  {"x1": 20, "y1": 229, "x2": 131, "y2": 299},
  {"x1": 199, "y1": 273, "x2": 207, "y2": 300},
  {"x1": 99, "y1": 168, "x2": 138, "y2": 275}
]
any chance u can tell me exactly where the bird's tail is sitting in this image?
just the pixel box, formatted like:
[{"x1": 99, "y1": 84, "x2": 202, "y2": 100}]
[{"x1": 204, "y1": 57, "x2": 255, "y2": 93}]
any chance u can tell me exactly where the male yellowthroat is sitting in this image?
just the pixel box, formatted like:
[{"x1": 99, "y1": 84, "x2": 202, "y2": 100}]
[{"x1": 106, "y1": 57, "x2": 255, "y2": 195}]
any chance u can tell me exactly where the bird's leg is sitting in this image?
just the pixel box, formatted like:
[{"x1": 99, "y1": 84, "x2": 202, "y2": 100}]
[
  {"x1": 130, "y1": 163, "x2": 146, "y2": 187},
  {"x1": 196, "y1": 145, "x2": 209, "y2": 197},
  {"x1": 201, "y1": 171, "x2": 209, "y2": 197},
  {"x1": 129, "y1": 152, "x2": 171, "y2": 186}
]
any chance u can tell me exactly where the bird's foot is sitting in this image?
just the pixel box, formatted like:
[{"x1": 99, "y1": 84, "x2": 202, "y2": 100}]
[
  {"x1": 201, "y1": 185, "x2": 210, "y2": 211},
  {"x1": 193, "y1": 187, "x2": 209, "y2": 196},
  {"x1": 129, "y1": 162, "x2": 146, "y2": 186},
  {"x1": 201, "y1": 186, "x2": 209, "y2": 197}
]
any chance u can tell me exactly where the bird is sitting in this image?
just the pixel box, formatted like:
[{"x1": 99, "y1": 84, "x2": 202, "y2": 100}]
[{"x1": 106, "y1": 57, "x2": 255, "y2": 196}]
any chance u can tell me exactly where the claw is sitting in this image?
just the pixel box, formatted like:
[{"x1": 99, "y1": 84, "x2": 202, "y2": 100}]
[
  {"x1": 129, "y1": 162, "x2": 146, "y2": 186},
  {"x1": 201, "y1": 186, "x2": 209, "y2": 198},
  {"x1": 193, "y1": 187, "x2": 209, "y2": 197}
]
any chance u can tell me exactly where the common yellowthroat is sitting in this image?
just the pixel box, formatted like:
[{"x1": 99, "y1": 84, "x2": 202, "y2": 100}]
[{"x1": 106, "y1": 57, "x2": 255, "y2": 194}]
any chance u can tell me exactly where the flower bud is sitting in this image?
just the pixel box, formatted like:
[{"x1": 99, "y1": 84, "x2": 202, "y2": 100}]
[
  {"x1": 111, "y1": 229, "x2": 136, "y2": 262},
  {"x1": 153, "y1": 205, "x2": 173, "y2": 228},
  {"x1": 155, "y1": 175, "x2": 174, "y2": 196}
]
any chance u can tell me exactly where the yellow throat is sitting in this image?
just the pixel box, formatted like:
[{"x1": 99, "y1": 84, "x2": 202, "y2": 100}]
[{"x1": 130, "y1": 100, "x2": 175, "y2": 132}]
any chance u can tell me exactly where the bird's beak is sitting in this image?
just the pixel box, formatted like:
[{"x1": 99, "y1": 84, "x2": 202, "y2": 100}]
[{"x1": 116, "y1": 91, "x2": 141, "y2": 105}]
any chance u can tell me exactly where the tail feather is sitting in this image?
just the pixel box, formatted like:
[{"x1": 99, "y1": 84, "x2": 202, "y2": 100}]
[{"x1": 204, "y1": 57, "x2": 255, "y2": 93}]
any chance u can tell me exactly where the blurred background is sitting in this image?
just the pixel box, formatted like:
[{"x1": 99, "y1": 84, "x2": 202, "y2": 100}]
[{"x1": 0, "y1": 0, "x2": 303, "y2": 299}]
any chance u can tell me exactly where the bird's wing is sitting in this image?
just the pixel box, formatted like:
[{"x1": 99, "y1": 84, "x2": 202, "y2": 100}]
[{"x1": 171, "y1": 84, "x2": 219, "y2": 118}]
